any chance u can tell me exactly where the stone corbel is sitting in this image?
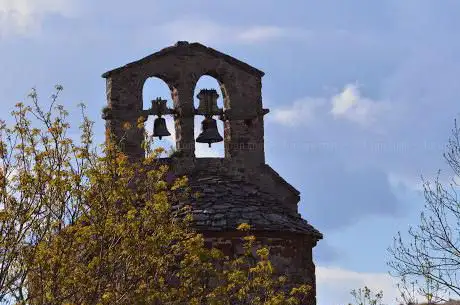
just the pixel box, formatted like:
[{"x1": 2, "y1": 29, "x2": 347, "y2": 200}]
[{"x1": 219, "y1": 108, "x2": 269, "y2": 121}]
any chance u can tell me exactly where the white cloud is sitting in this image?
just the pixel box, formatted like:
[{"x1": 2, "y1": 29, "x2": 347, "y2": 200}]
[
  {"x1": 271, "y1": 83, "x2": 389, "y2": 128},
  {"x1": 270, "y1": 97, "x2": 326, "y2": 126},
  {"x1": 152, "y1": 20, "x2": 231, "y2": 46},
  {"x1": 388, "y1": 172, "x2": 424, "y2": 192},
  {"x1": 236, "y1": 26, "x2": 287, "y2": 43},
  {"x1": 453, "y1": 175, "x2": 460, "y2": 186},
  {"x1": 316, "y1": 266, "x2": 400, "y2": 305},
  {"x1": 331, "y1": 83, "x2": 388, "y2": 126},
  {"x1": 0, "y1": 0, "x2": 76, "y2": 37},
  {"x1": 145, "y1": 19, "x2": 303, "y2": 45},
  {"x1": 388, "y1": 170, "x2": 460, "y2": 194},
  {"x1": 317, "y1": 266, "x2": 455, "y2": 304}
]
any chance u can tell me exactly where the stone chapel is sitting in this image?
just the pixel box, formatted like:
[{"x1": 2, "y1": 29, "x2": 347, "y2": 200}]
[{"x1": 101, "y1": 41, "x2": 323, "y2": 305}]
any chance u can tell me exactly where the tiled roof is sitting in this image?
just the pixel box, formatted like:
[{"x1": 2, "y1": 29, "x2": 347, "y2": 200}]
[{"x1": 172, "y1": 172, "x2": 323, "y2": 239}]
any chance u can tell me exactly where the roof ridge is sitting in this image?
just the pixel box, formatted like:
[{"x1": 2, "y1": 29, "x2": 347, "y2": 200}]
[{"x1": 102, "y1": 41, "x2": 264, "y2": 78}]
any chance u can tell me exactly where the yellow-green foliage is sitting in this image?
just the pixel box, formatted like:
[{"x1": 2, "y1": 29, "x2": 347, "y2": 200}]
[
  {"x1": 0, "y1": 87, "x2": 311, "y2": 305},
  {"x1": 347, "y1": 286, "x2": 384, "y2": 305}
]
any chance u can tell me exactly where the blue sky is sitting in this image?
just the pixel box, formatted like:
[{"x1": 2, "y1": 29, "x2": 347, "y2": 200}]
[{"x1": 2, "y1": 0, "x2": 460, "y2": 304}]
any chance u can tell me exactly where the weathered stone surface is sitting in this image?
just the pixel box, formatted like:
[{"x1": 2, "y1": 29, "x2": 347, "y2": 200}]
[
  {"x1": 103, "y1": 41, "x2": 322, "y2": 305},
  {"x1": 171, "y1": 170, "x2": 322, "y2": 238}
]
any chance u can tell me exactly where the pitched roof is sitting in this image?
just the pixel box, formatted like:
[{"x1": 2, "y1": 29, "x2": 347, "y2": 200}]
[
  {"x1": 172, "y1": 171, "x2": 323, "y2": 239},
  {"x1": 102, "y1": 41, "x2": 265, "y2": 78}
]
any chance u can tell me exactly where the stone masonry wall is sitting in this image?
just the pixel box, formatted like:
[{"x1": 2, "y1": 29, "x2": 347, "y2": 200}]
[
  {"x1": 103, "y1": 42, "x2": 266, "y2": 165},
  {"x1": 102, "y1": 41, "x2": 322, "y2": 305},
  {"x1": 203, "y1": 231, "x2": 318, "y2": 305}
]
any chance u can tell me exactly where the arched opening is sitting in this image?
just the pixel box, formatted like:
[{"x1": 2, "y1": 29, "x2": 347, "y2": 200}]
[
  {"x1": 142, "y1": 77, "x2": 175, "y2": 157},
  {"x1": 193, "y1": 75, "x2": 225, "y2": 158}
]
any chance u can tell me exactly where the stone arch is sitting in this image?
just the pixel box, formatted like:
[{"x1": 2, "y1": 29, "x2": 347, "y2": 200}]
[
  {"x1": 189, "y1": 69, "x2": 232, "y2": 110},
  {"x1": 141, "y1": 76, "x2": 176, "y2": 155},
  {"x1": 193, "y1": 75, "x2": 225, "y2": 157},
  {"x1": 136, "y1": 72, "x2": 179, "y2": 109},
  {"x1": 103, "y1": 42, "x2": 266, "y2": 162}
]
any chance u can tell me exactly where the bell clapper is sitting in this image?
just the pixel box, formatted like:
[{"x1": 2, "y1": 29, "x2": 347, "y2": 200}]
[
  {"x1": 151, "y1": 98, "x2": 172, "y2": 140},
  {"x1": 195, "y1": 89, "x2": 224, "y2": 147}
]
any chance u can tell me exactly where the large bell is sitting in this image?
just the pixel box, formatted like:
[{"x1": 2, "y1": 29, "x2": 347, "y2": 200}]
[
  {"x1": 196, "y1": 117, "x2": 223, "y2": 147},
  {"x1": 153, "y1": 117, "x2": 171, "y2": 140}
]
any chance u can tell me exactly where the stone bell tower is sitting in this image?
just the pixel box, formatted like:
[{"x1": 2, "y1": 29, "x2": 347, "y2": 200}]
[{"x1": 102, "y1": 41, "x2": 322, "y2": 305}]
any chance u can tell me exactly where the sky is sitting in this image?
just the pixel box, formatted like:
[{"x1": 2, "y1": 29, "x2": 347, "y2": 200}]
[{"x1": 1, "y1": 0, "x2": 460, "y2": 304}]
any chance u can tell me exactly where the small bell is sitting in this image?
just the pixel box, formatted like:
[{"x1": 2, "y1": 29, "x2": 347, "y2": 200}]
[
  {"x1": 153, "y1": 117, "x2": 170, "y2": 140},
  {"x1": 196, "y1": 117, "x2": 223, "y2": 147}
]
